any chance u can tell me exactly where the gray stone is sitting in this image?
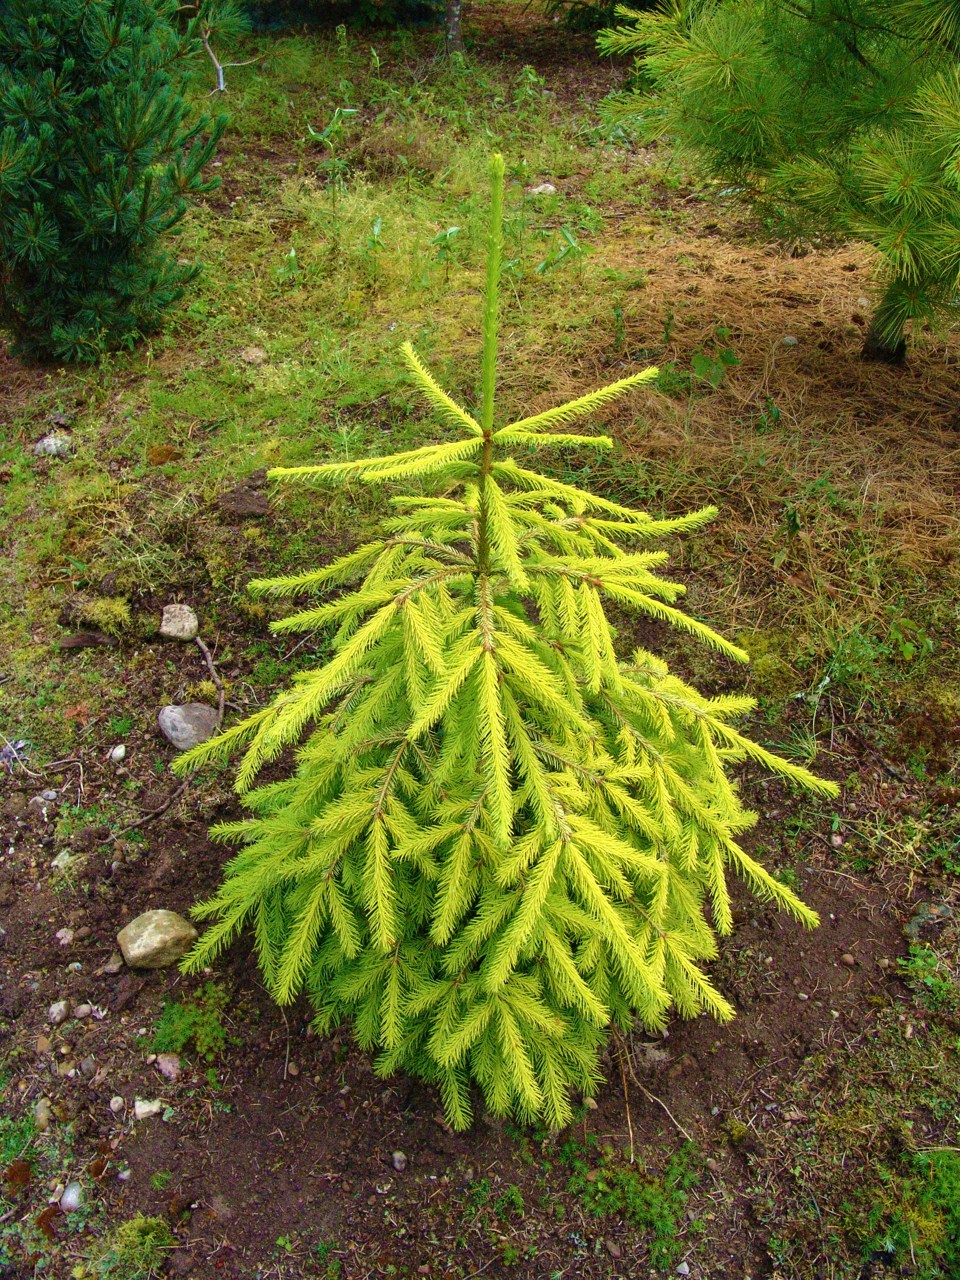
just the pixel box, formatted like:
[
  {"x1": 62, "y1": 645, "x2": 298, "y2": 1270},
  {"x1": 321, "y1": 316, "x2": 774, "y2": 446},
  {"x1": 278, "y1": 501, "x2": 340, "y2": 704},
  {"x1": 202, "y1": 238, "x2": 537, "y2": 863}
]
[
  {"x1": 48, "y1": 1000, "x2": 69, "y2": 1025},
  {"x1": 109, "y1": 1096, "x2": 125, "y2": 1114},
  {"x1": 529, "y1": 182, "x2": 557, "y2": 196},
  {"x1": 156, "y1": 1053, "x2": 181, "y2": 1082},
  {"x1": 117, "y1": 909, "x2": 198, "y2": 969},
  {"x1": 391, "y1": 1150, "x2": 408, "y2": 1172},
  {"x1": 109, "y1": 744, "x2": 127, "y2": 763},
  {"x1": 60, "y1": 1182, "x2": 83, "y2": 1212},
  {"x1": 33, "y1": 433, "x2": 72, "y2": 458},
  {"x1": 134, "y1": 1098, "x2": 163, "y2": 1120},
  {"x1": 781, "y1": 335, "x2": 799, "y2": 347},
  {"x1": 159, "y1": 604, "x2": 199, "y2": 642},
  {"x1": 158, "y1": 703, "x2": 219, "y2": 750}
]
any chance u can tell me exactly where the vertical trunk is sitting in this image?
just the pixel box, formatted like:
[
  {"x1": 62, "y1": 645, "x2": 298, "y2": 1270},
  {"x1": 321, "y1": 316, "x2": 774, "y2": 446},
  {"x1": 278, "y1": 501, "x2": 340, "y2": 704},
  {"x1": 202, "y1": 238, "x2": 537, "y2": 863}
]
[
  {"x1": 861, "y1": 283, "x2": 908, "y2": 364},
  {"x1": 861, "y1": 320, "x2": 907, "y2": 364},
  {"x1": 445, "y1": 0, "x2": 464, "y2": 54}
]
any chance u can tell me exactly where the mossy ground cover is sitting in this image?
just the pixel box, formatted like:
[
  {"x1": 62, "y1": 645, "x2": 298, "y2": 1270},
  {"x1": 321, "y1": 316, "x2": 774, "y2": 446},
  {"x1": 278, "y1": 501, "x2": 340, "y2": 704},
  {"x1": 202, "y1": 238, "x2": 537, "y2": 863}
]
[{"x1": 1, "y1": 4, "x2": 958, "y2": 1276}]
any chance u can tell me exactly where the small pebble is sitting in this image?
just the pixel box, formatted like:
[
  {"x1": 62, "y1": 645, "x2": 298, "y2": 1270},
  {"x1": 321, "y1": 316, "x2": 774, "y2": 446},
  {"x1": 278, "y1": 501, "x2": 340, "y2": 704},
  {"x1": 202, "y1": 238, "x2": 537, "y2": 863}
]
[
  {"x1": 604, "y1": 1239, "x2": 622, "y2": 1259},
  {"x1": 287, "y1": 1062, "x2": 299, "y2": 1078},
  {"x1": 117, "y1": 1168, "x2": 131, "y2": 1182},
  {"x1": 797, "y1": 992, "x2": 809, "y2": 1001},
  {"x1": 391, "y1": 1150, "x2": 408, "y2": 1173},
  {"x1": 73, "y1": 1003, "x2": 92, "y2": 1019},
  {"x1": 41, "y1": 789, "x2": 58, "y2": 802},
  {"x1": 80, "y1": 1055, "x2": 97, "y2": 1079},
  {"x1": 830, "y1": 833, "x2": 844, "y2": 848},
  {"x1": 582, "y1": 1096, "x2": 598, "y2": 1110},
  {"x1": 134, "y1": 1098, "x2": 163, "y2": 1120},
  {"x1": 100, "y1": 953, "x2": 124, "y2": 975},
  {"x1": 781, "y1": 335, "x2": 798, "y2": 347},
  {"x1": 878, "y1": 958, "x2": 892, "y2": 970},
  {"x1": 677, "y1": 1263, "x2": 691, "y2": 1277},
  {"x1": 34, "y1": 1098, "x2": 53, "y2": 1130},
  {"x1": 108, "y1": 744, "x2": 127, "y2": 763},
  {"x1": 59, "y1": 1182, "x2": 83, "y2": 1212},
  {"x1": 840, "y1": 953, "x2": 856, "y2": 967},
  {"x1": 36, "y1": 1035, "x2": 52, "y2": 1056},
  {"x1": 109, "y1": 1096, "x2": 125, "y2": 1114},
  {"x1": 48, "y1": 1000, "x2": 69, "y2": 1026},
  {"x1": 157, "y1": 1054, "x2": 181, "y2": 1083},
  {"x1": 528, "y1": 182, "x2": 557, "y2": 197},
  {"x1": 159, "y1": 603, "x2": 199, "y2": 642},
  {"x1": 56, "y1": 928, "x2": 74, "y2": 947}
]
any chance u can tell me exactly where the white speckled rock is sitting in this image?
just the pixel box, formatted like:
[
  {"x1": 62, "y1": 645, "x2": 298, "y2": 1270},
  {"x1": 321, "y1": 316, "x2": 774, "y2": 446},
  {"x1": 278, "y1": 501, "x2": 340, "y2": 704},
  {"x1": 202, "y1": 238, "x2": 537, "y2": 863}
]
[
  {"x1": 159, "y1": 604, "x2": 199, "y2": 641},
  {"x1": 117, "y1": 910, "x2": 198, "y2": 969},
  {"x1": 33, "y1": 433, "x2": 72, "y2": 457},
  {"x1": 158, "y1": 703, "x2": 218, "y2": 750}
]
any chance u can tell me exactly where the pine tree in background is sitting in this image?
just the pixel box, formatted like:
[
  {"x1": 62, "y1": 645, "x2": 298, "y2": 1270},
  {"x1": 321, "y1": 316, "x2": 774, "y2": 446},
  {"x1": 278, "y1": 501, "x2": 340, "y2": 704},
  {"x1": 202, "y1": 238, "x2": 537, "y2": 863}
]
[
  {"x1": 0, "y1": 0, "x2": 237, "y2": 362},
  {"x1": 175, "y1": 154, "x2": 837, "y2": 1130},
  {"x1": 600, "y1": 1, "x2": 960, "y2": 362}
]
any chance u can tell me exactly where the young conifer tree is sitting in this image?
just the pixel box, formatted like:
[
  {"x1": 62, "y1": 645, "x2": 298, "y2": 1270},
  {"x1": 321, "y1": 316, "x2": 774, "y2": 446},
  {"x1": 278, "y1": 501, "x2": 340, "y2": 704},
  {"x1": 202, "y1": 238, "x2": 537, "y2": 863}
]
[
  {"x1": 175, "y1": 155, "x2": 837, "y2": 1130},
  {"x1": 0, "y1": 0, "x2": 239, "y2": 361},
  {"x1": 599, "y1": 0, "x2": 960, "y2": 361}
]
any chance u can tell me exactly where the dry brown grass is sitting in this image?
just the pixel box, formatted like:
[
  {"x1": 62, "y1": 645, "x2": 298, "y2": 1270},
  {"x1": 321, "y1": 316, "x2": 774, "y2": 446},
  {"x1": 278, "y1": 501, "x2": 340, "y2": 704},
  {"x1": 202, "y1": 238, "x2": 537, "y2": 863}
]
[{"x1": 506, "y1": 211, "x2": 960, "y2": 648}]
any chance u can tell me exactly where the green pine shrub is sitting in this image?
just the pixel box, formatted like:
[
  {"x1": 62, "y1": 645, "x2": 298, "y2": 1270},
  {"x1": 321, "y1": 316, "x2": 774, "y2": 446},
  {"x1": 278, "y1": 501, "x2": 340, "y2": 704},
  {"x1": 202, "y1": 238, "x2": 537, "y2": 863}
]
[
  {"x1": 542, "y1": 0, "x2": 652, "y2": 34},
  {"x1": 175, "y1": 155, "x2": 836, "y2": 1130},
  {"x1": 599, "y1": 1, "x2": 960, "y2": 360},
  {"x1": 244, "y1": 0, "x2": 441, "y2": 29},
  {"x1": 0, "y1": 0, "x2": 230, "y2": 362}
]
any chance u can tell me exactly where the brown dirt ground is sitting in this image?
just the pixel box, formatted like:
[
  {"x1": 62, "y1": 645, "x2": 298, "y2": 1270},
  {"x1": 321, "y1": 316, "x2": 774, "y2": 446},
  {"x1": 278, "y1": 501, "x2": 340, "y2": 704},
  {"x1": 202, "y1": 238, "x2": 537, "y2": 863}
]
[{"x1": 0, "y1": 716, "x2": 913, "y2": 1280}]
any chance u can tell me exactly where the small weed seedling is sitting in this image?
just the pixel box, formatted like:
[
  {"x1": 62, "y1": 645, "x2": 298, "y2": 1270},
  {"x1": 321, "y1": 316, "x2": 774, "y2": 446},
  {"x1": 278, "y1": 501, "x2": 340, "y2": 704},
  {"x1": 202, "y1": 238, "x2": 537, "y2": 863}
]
[
  {"x1": 899, "y1": 945, "x2": 960, "y2": 1013},
  {"x1": 307, "y1": 106, "x2": 358, "y2": 198},
  {"x1": 536, "y1": 226, "x2": 586, "y2": 275},
  {"x1": 151, "y1": 981, "x2": 231, "y2": 1060},
  {"x1": 431, "y1": 225, "x2": 462, "y2": 279},
  {"x1": 561, "y1": 1137, "x2": 701, "y2": 1268},
  {"x1": 690, "y1": 325, "x2": 739, "y2": 388}
]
